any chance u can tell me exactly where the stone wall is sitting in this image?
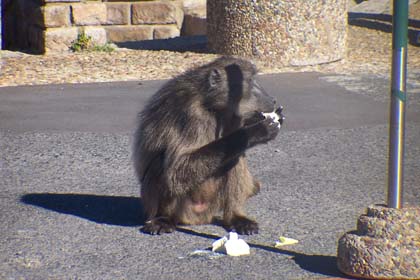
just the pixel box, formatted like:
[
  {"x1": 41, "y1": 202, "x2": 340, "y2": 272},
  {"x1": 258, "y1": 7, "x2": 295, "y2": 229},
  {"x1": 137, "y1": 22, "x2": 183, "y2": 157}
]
[
  {"x1": 181, "y1": 0, "x2": 206, "y2": 36},
  {"x1": 4, "y1": 0, "x2": 184, "y2": 53}
]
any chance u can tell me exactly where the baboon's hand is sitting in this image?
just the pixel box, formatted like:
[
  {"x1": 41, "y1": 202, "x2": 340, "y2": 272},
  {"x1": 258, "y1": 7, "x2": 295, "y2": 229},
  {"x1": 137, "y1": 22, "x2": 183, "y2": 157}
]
[
  {"x1": 243, "y1": 112, "x2": 265, "y2": 127},
  {"x1": 246, "y1": 116, "x2": 279, "y2": 147},
  {"x1": 275, "y1": 106, "x2": 285, "y2": 125}
]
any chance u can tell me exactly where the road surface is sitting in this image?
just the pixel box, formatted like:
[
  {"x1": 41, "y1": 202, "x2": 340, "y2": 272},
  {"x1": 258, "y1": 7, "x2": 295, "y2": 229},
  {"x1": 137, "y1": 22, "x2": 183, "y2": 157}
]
[{"x1": 1, "y1": 72, "x2": 419, "y2": 279}]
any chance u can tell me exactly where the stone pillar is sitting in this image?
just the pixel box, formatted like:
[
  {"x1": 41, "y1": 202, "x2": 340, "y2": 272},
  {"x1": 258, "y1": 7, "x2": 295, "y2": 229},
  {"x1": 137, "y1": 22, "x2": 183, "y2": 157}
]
[
  {"x1": 338, "y1": 205, "x2": 420, "y2": 279},
  {"x1": 207, "y1": 0, "x2": 348, "y2": 66}
]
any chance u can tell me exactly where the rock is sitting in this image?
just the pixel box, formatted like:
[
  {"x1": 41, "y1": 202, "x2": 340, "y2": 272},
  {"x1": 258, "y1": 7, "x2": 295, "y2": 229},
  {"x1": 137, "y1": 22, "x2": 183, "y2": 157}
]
[
  {"x1": 34, "y1": 5, "x2": 71, "y2": 28},
  {"x1": 182, "y1": 14, "x2": 206, "y2": 36},
  {"x1": 132, "y1": 2, "x2": 183, "y2": 29},
  {"x1": 106, "y1": 3, "x2": 130, "y2": 25},
  {"x1": 84, "y1": 27, "x2": 107, "y2": 46},
  {"x1": 44, "y1": 27, "x2": 78, "y2": 53},
  {"x1": 105, "y1": 26, "x2": 153, "y2": 43},
  {"x1": 71, "y1": 2, "x2": 107, "y2": 26},
  {"x1": 153, "y1": 25, "x2": 180, "y2": 40},
  {"x1": 337, "y1": 205, "x2": 420, "y2": 279},
  {"x1": 181, "y1": 3, "x2": 206, "y2": 36},
  {"x1": 182, "y1": 0, "x2": 206, "y2": 10}
]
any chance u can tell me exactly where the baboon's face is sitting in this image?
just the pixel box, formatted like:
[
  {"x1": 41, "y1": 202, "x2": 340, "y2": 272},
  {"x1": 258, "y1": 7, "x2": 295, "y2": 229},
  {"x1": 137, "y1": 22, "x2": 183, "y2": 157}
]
[
  {"x1": 207, "y1": 62, "x2": 276, "y2": 121},
  {"x1": 225, "y1": 63, "x2": 276, "y2": 120},
  {"x1": 238, "y1": 76, "x2": 276, "y2": 118}
]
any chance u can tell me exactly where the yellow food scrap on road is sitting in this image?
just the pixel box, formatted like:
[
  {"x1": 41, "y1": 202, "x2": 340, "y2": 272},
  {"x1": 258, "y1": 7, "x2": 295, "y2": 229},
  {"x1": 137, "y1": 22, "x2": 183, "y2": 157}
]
[{"x1": 275, "y1": 236, "x2": 299, "y2": 247}]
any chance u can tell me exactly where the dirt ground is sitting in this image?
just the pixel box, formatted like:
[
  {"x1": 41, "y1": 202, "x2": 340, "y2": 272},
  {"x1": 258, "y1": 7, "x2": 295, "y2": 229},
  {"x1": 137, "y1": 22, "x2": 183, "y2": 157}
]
[{"x1": 1, "y1": 9, "x2": 419, "y2": 87}]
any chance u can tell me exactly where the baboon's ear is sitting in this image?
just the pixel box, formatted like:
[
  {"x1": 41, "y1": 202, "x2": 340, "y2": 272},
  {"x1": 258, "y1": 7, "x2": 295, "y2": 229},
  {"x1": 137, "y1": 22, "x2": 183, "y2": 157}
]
[{"x1": 209, "y1": 69, "x2": 222, "y2": 88}]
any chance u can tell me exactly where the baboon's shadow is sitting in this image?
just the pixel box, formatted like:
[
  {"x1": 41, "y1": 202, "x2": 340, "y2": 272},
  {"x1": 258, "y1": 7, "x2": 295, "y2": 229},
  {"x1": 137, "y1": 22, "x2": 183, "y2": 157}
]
[
  {"x1": 21, "y1": 193, "x2": 145, "y2": 226},
  {"x1": 21, "y1": 194, "x2": 346, "y2": 277}
]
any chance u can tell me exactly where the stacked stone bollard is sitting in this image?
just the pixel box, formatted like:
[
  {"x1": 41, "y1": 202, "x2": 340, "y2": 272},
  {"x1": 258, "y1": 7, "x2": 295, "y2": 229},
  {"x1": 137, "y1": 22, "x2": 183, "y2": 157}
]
[
  {"x1": 338, "y1": 205, "x2": 420, "y2": 279},
  {"x1": 3, "y1": 0, "x2": 183, "y2": 53},
  {"x1": 207, "y1": 0, "x2": 348, "y2": 66}
]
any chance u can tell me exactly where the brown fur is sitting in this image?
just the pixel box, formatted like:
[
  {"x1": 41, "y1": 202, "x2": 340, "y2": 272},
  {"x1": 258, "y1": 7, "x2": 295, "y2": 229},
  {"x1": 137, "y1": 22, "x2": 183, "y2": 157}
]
[{"x1": 133, "y1": 56, "x2": 282, "y2": 235}]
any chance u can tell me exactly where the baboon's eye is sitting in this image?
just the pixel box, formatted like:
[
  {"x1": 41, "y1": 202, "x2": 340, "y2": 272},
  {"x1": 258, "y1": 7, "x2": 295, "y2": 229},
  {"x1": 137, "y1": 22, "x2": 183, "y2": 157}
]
[{"x1": 209, "y1": 69, "x2": 222, "y2": 88}]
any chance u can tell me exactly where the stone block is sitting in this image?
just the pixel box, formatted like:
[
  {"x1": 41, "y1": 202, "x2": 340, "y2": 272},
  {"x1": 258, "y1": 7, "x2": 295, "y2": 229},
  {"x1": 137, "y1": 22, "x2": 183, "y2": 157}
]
[
  {"x1": 182, "y1": 13, "x2": 206, "y2": 36},
  {"x1": 34, "y1": 5, "x2": 71, "y2": 28},
  {"x1": 181, "y1": 0, "x2": 206, "y2": 36},
  {"x1": 71, "y1": 2, "x2": 107, "y2": 26},
  {"x1": 106, "y1": 3, "x2": 130, "y2": 25},
  {"x1": 105, "y1": 26, "x2": 153, "y2": 42},
  {"x1": 153, "y1": 25, "x2": 180, "y2": 39},
  {"x1": 338, "y1": 205, "x2": 420, "y2": 279},
  {"x1": 44, "y1": 27, "x2": 78, "y2": 53},
  {"x1": 183, "y1": 0, "x2": 206, "y2": 11},
  {"x1": 84, "y1": 26, "x2": 107, "y2": 46},
  {"x1": 132, "y1": 2, "x2": 183, "y2": 28}
]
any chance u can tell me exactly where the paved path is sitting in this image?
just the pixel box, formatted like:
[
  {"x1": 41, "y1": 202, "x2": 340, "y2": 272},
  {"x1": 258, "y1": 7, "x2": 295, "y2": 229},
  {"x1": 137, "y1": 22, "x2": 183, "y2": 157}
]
[{"x1": 1, "y1": 73, "x2": 419, "y2": 279}]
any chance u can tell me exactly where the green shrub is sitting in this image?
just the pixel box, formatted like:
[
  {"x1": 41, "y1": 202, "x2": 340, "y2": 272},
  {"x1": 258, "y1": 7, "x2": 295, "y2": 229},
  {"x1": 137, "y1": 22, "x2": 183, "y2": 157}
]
[
  {"x1": 92, "y1": 43, "x2": 116, "y2": 53},
  {"x1": 70, "y1": 31, "x2": 93, "y2": 52},
  {"x1": 70, "y1": 31, "x2": 115, "y2": 53}
]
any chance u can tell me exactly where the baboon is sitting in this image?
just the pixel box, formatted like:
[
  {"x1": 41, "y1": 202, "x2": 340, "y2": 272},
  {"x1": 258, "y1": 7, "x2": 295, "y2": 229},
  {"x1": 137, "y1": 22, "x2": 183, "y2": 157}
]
[{"x1": 133, "y1": 56, "x2": 284, "y2": 235}]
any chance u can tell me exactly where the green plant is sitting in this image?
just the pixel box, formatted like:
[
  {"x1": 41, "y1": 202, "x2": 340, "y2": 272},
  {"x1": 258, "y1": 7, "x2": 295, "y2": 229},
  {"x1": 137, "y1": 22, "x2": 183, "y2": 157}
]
[
  {"x1": 92, "y1": 43, "x2": 116, "y2": 53},
  {"x1": 70, "y1": 31, "x2": 115, "y2": 53},
  {"x1": 70, "y1": 31, "x2": 93, "y2": 52}
]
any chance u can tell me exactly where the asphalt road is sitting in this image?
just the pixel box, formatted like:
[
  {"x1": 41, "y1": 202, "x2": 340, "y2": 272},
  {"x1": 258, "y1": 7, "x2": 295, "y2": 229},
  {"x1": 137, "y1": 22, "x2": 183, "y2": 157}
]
[{"x1": 1, "y1": 72, "x2": 419, "y2": 280}]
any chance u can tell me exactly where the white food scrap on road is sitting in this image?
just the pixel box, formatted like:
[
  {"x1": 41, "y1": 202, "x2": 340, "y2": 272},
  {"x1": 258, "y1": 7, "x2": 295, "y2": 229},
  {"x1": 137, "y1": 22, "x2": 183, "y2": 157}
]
[{"x1": 212, "y1": 232, "x2": 250, "y2": 256}]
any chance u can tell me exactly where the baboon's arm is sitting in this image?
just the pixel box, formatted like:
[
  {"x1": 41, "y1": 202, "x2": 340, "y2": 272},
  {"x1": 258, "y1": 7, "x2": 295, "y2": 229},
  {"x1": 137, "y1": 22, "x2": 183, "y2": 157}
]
[{"x1": 168, "y1": 119, "x2": 278, "y2": 193}]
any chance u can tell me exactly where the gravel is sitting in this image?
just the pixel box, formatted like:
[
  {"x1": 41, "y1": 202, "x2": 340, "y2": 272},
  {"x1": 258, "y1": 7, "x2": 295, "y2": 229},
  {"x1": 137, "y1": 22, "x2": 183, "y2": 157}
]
[{"x1": 1, "y1": 24, "x2": 420, "y2": 87}]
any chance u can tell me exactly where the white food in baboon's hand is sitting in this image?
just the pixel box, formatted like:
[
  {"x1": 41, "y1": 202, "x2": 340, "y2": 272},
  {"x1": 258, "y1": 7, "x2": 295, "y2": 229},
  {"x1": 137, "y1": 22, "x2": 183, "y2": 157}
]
[
  {"x1": 262, "y1": 112, "x2": 280, "y2": 122},
  {"x1": 212, "y1": 232, "x2": 250, "y2": 256},
  {"x1": 262, "y1": 111, "x2": 281, "y2": 128}
]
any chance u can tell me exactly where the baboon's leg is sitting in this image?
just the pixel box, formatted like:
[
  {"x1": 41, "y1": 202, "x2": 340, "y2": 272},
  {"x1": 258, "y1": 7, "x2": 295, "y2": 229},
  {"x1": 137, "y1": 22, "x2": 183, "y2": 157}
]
[
  {"x1": 141, "y1": 195, "x2": 178, "y2": 235},
  {"x1": 141, "y1": 217, "x2": 177, "y2": 235},
  {"x1": 141, "y1": 171, "x2": 178, "y2": 235},
  {"x1": 141, "y1": 180, "x2": 219, "y2": 234},
  {"x1": 222, "y1": 157, "x2": 259, "y2": 235}
]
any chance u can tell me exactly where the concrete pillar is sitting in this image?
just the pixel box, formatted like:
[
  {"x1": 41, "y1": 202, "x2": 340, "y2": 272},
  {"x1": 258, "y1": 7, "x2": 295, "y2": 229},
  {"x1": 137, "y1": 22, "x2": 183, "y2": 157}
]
[{"x1": 207, "y1": 0, "x2": 348, "y2": 66}]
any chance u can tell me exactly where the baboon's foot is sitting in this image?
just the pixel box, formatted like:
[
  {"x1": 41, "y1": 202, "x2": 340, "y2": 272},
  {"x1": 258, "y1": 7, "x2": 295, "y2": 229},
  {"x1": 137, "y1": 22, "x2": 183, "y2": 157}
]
[
  {"x1": 225, "y1": 216, "x2": 259, "y2": 235},
  {"x1": 141, "y1": 217, "x2": 176, "y2": 235}
]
